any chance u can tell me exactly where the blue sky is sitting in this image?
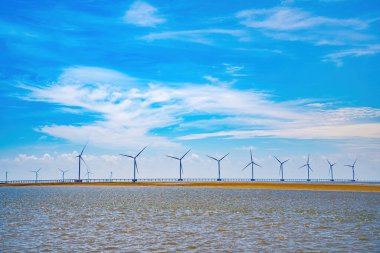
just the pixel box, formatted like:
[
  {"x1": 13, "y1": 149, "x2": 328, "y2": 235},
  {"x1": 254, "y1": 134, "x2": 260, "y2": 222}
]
[{"x1": 1, "y1": 0, "x2": 380, "y2": 181}]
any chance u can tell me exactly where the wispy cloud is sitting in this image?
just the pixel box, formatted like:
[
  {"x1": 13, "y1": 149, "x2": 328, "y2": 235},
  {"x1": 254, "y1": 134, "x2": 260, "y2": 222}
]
[
  {"x1": 141, "y1": 29, "x2": 248, "y2": 44},
  {"x1": 323, "y1": 44, "x2": 380, "y2": 66},
  {"x1": 20, "y1": 66, "x2": 380, "y2": 149},
  {"x1": 237, "y1": 7, "x2": 367, "y2": 31},
  {"x1": 123, "y1": 1, "x2": 165, "y2": 27},
  {"x1": 236, "y1": 7, "x2": 372, "y2": 47}
]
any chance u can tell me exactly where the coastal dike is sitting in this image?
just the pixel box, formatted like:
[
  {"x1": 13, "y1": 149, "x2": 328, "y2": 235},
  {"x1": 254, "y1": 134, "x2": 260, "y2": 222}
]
[{"x1": 1, "y1": 181, "x2": 380, "y2": 192}]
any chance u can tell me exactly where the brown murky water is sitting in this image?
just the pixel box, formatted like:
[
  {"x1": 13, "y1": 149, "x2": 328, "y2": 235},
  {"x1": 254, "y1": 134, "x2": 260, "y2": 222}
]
[{"x1": 1, "y1": 187, "x2": 379, "y2": 252}]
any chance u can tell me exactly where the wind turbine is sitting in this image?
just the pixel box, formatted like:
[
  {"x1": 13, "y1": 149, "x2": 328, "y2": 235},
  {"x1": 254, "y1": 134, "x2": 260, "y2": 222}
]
[
  {"x1": 345, "y1": 159, "x2": 357, "y2": 182},
  {"x1": 84, "y1": 168, "x2": 93, "y2": 181},
  {"x1": 31, "y1": 168, "x2": 41, "y2": 182},
  {"x1": 76, "y1": 143, "x2": 88, "y2": 182},
  {"x1": 274, "y1": 156, "x2": 289, "y2": 181},
  {"x1": 59, "y1": 169, "x2": 69, "y2": 181},
  {"x1": 120, "y1": 146, "x2": 147, "y2": 182},
  {"x1": 242, "y1": 149, "x2": 261, "y2": 181},
  {"x1": 207, "y1": 153, "x2": 229, "y2": 181},
  {"x1": 109, "y1": 171, "x2": 113, "y2": 181},
  {"x1": 5, "y1": 171, "x2": 8, "y2": 183},
  {"x1": 299, "y1": 154, "x2": 313, "y2": 181},
  {"x1": 167, "y1": 149, "x2": 191, "y2": 181},
  {"x1": 327, "y1": 160, "x2": 336, "y2": 181}
]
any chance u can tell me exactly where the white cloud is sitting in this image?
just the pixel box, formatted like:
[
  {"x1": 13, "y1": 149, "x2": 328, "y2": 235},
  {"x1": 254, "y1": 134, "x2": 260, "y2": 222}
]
[
  {"x1": 59, "y1": 66, "x2": 136, "y2": 86},
  {"x1": 123, "y1": 1, "x2": 165, "y2": 27},
  {"x1": 20, "y1": 66, "x2": 380, "y2": 152},
  {"x1": 141, "y1": 29, "x2": 248, "y2": 44},
  {"x1": 323, "y1": 44, "x2": 380, "y2": 66},
  {"x1": 178, "y1": 123, "x2": 380, "y2": 140},
  {"x1": 236, "y1": 7, "x2": 372, "y2": 47},
  {"x1": 237, "y1": 7, "x2": 367, "y2": 31}
]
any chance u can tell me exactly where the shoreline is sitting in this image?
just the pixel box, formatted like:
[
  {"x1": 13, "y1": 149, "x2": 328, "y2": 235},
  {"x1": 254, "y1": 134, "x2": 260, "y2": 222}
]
[{"x1": 1, "y1": 181, "x2": 380, "y2": 192}]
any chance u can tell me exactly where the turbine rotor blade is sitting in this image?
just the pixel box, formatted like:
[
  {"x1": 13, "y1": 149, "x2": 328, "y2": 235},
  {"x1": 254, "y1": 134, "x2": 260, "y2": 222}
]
[
  {"x1": 220, "y1": 153, "x2": 229, "y2": 161},
  {"x1": 80, "y1": 142, "x2": 88, "y2": 156},
  {"x1": 120, "y1": 154, "x2": 134, "y2": 159},
  {"x1": 353, "y1": 159, "x2": 357, "y2": 166},
  {"x1": 181, "y1": 149, "x2": 191, "y2": 160},
  {"x1": 242, "y1": 162, "x2": 252, "y2": 171},
  {"x1": 283, "y1": 159, "x2": 290, "y2": 164},
  {"x1": 253, "y1": 161, "x2": 261, "y2": 167},
  {"x1": 167, "y1": 155, "x2": 180, "y2": 160},
  {"x1": 136, "y1": 146, "x2": 148, "y2": 158},
  {"x1": 299, "y1": 164, "x2": 307, "y2": 169},
  {"x1": 250, "y1": 149, "x2": 253, "y2": 162},
  {"x1": 207, "y1": 155, "x2": 218, "y2": 161},
  {"x1": 274, "y1": 156, "x2": 281, "y2": 164}
]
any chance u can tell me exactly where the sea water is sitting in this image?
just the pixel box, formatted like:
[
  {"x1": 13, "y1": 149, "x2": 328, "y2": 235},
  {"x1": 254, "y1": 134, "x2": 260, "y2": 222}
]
[{"x1": 1, "y1": 186, "x2": 379, "y2": 252}]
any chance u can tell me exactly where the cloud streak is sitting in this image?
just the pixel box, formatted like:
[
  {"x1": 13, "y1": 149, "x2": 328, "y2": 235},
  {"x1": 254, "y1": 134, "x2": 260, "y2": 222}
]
[
  {"x1": 141, "y1": 29, "x2": 248, "y2": 44},
  {"x1": 19, "y1": 66, "x2": 380, "y2": 149}
]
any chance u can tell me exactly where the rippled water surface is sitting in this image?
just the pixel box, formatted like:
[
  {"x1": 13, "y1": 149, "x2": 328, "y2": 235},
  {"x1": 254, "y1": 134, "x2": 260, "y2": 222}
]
[{"x1": 1, "y1": 186, "x2": 379, "y2": 252}]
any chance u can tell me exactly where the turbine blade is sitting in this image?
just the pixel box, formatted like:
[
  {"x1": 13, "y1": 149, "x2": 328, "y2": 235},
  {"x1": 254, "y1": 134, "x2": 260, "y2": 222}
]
[
  {"x1": 181, "y1": 149, "x2": 191, "y2": 160},
  {"x1": 274, "y1": 156, "x2": 281, "y2": 164},
  {"x1": 81, "y1": 157, "x2": 89, "y2": 167},
  {"x1": 299, "y1": 164, "x2": 307, "y2": 169},
  {"x1": 242, "y1": 162, "x2": 252, "y2": 171},
  {"x1": 167, "y1": 155, "x2": 180, "y2": 160},
  {"x1": 136, "y1": 146, "x2": 148, "y2": 158},
  {"x1": 283, "y1": 159, "x2": 290, "y2": 164},
  {"x1": 136, "y1": 163, "x2": 139, "y2": 175},
  {"x1": 80, "y1": 142, "x2": 88, "y2": 156},
  {"x1": 250, "y1": 149, "x2": 253, "y2": 162},
  {"x1": 307, "y1": 154, "x2": 310, "y2": 163},
  {"x1": 207, "y1": 155, "x2": 218, "y2": 161},
  {"x1": 120, "y1": 154, "x2": 134, "y2": 159},
  {"x1": 253, "y1": 161, "x2": 261, "y2": 167},
  {"x1": 327, "y1": 159, "x2": 331, "y2": 166},
  {"x1": 353, "y1": 159, "x2": 357, "y2": 166},
  {"x1": 220, "y1": 153, "x2": 229, "y2": 161}
]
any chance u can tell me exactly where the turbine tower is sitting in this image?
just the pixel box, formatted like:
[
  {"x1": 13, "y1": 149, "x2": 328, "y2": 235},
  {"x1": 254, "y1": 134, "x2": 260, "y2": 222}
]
[
  {"x1": 299, "y1": 154, "x2": 313, "y2": 181},
  {"x1": 274, "y1": 156, "x2": 289, "y2": 181},
  {"x1": 242, "y1": 149, "x2": 261, "y2": 181},
  {"x1": 207, "y1": 153, "x2": 229, "y2": 181},
  {"x1": 76, "y1": 143, "x2": 88, "y2": 182},
  {"x1": 31, "y1": 168, "x2": 41, "y2": 182},
  {"x1": 327, "y1": 160, "x2": 336, "y2": 181},
  {"x1": 120, "y1": 146, "x2": 147, "y2": 182},
  {"x1": 167, "y1": 149, "x2": 191, "y2": 181},
  {"x1": 345, "y1": 159, "x2": 357, "y2": 182},
  {"x1": 59, "y1": 169, "x2": 69, "y2": 181}
]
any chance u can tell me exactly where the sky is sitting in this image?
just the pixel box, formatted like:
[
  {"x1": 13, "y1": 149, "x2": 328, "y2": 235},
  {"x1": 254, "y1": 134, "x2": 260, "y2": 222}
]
[{"x1": 1, "y1": 0, "x2": 380, "y2": 181}]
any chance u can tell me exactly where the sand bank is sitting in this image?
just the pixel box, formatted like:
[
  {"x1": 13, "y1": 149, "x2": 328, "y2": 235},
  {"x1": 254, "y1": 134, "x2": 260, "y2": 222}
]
[{"x1": 1, "y1": 181, "x2": 379, "y2": 192}]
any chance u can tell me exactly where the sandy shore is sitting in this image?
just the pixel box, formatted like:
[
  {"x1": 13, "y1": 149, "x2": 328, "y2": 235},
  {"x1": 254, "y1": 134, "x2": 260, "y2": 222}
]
[{"x1": 1, "y1": 181, "x2": 380, "y2": 192}]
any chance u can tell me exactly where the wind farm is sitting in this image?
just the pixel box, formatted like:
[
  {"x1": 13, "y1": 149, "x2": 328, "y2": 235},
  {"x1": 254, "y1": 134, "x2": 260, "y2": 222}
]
[{"x1": 0, "y1": 144, "x2": 376, "y2": 188}]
